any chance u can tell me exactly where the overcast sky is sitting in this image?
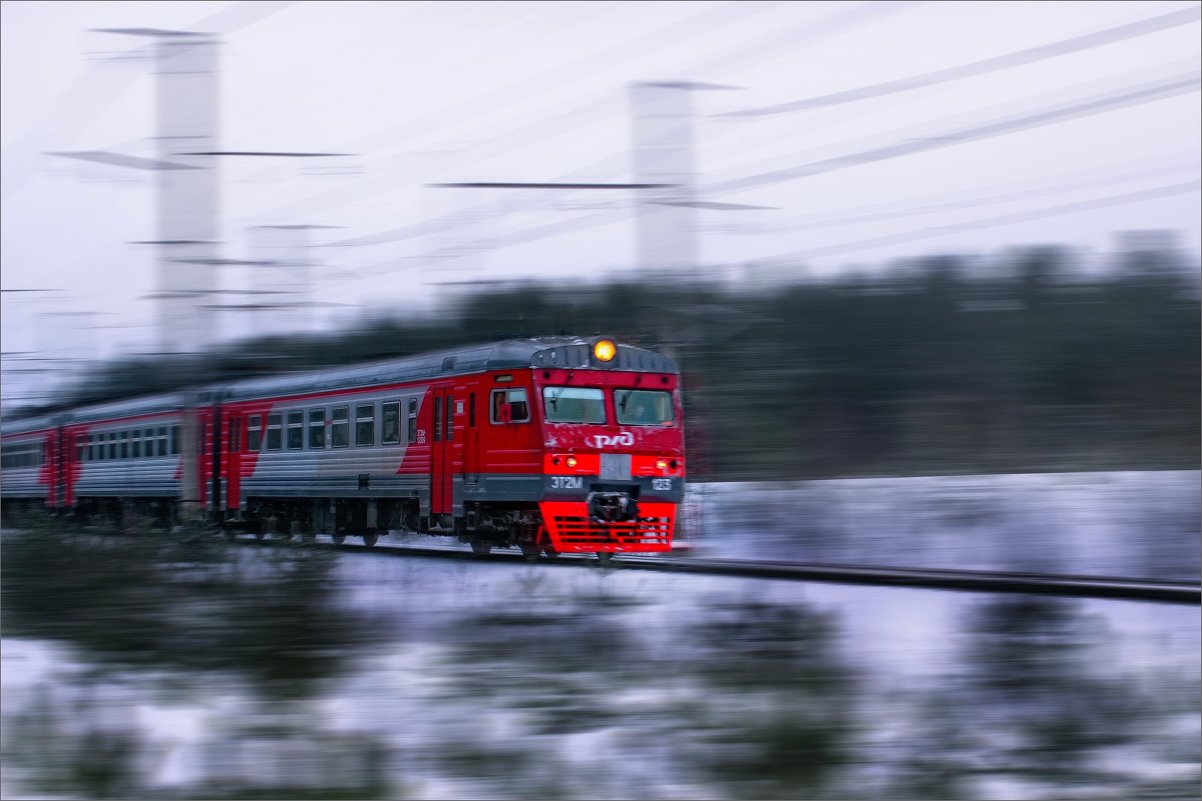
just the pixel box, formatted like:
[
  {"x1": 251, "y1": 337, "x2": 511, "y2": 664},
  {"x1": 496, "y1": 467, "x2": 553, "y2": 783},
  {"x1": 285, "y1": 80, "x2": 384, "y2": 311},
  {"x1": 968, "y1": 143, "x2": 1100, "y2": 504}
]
[{"x1": 2, "y1": 0, "x2": 1200, "y2": 404}]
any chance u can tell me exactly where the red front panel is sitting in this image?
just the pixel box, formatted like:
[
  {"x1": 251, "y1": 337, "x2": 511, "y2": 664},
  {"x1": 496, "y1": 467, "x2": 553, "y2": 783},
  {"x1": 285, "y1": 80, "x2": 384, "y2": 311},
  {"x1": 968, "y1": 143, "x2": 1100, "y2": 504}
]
[{"x1": 540, "y1": 500, "x2": 675, "y2": 553}]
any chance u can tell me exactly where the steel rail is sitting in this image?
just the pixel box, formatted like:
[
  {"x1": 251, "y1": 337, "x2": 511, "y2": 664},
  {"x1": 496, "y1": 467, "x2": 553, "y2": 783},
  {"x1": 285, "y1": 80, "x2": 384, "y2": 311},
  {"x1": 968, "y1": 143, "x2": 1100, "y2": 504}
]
[{"x1": 316, "y1": 538, "x2": 1200, "y2": 605}]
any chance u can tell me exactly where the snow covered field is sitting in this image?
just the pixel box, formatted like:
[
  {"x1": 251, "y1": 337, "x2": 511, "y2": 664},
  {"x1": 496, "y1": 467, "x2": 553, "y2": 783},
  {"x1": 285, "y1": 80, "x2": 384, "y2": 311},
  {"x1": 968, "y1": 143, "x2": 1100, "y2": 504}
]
[
  {"x1": 3, "y1": 470, "x2": 1198, "y2": 799},
  {"x1": 687, "y1": 470, "x2": 1201, "y2": 580}
]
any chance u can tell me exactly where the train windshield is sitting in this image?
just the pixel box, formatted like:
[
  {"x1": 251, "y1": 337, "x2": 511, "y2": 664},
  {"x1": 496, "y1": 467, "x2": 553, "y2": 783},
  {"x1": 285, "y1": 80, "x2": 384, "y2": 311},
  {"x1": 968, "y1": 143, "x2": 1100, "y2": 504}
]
[
  {"x1": 615, "y1": 389, "x2": 675, "y2": 425},
  {"x1": 542, "y1": 386, "x2": 606, "y2": 424}
]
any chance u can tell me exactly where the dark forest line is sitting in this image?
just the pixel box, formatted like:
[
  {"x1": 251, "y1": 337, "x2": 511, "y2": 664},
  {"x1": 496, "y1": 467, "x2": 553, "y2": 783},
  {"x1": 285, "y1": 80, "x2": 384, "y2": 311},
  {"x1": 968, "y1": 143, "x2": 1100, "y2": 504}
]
[{"x1": 18, "y1": 244, "x2": 1200, "y2": 480}]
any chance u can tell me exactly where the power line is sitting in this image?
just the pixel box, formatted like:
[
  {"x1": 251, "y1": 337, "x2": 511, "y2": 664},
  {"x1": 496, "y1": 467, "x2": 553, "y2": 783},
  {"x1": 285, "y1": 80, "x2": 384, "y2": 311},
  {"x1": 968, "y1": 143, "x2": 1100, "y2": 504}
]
[
  {"x1": 752, "y1": 180, "x2": 1202, "y2": 264},
  {"x1": 703, "y1": 70, "x2": 1200, "y2": 196},
  {"x1": 721, "y1": 4, "x2": 1202, "y2": 118},
  {"x1": 241, "y1": 1, "x2": 919, "y2": 240},
  {"x1": 720, "y1": 158, "x2": 1201, "y2": 234},
  {"x1": 0, "y1": 1, "x2": 298, "y2": 199},
  {"x1": 331, "y1": 68, "x2": 1199, "y2": 277}
]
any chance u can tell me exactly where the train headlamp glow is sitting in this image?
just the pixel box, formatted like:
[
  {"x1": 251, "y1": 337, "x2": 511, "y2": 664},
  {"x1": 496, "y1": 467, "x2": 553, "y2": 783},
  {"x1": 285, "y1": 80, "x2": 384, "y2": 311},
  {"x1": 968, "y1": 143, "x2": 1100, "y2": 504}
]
[
  {"x1": 566, "y1": 456, "x2": 578, "y2": 468},
  {"x1": 593, "y1": 339, "x2": 616, "y2": 363}
]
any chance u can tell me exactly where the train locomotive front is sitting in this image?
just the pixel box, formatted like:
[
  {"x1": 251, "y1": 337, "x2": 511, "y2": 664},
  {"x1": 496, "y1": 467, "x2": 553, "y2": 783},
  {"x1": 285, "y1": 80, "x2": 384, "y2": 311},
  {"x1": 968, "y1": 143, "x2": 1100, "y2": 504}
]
[{"x1": 518, "y1": 337, "x2": 684, "y2": 556}]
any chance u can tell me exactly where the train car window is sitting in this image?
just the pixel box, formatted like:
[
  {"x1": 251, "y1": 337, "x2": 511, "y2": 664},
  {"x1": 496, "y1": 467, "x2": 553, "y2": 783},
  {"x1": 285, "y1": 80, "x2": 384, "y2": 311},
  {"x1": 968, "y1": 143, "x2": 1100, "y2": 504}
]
[
  {"x1": 120, "y1": 432, "x2": 129, "y2": 460},
  {"x1": 266, "y1": 413, "x2": 283, "y2": 451},
  {"x1": 445, "y1": 396, "x2": 454, "y2": 442},
  {"x1": 407, "y1": 399, "x2": 418, "y2": 444},
  {"x1": 308, "y1": 409, "x2": 326, "y2": 449},
  {"x1": 331, "y1": 406, "x2": 349, "y2": 448},
  {"x1": 433, "y1": 396, "x2": 441, "y2": 442},
  {"x1": 381, "y1": 401, "x2": 400, "y2": 445},
  {"x1": 469, "y1": 393, "x2": 476, "y2": 428},
  {"x1": 229, "y1": 419, "x2": 242, "y2": 453},
  {"x1": 158, "y1": 427, "x2": 168, "y2": 457},
  {"x1": 76, "y1": 436, "x2": 87, "y2": 462},
  {"x1": 248, "y1": 415, "x2": 262, "y2": 451},
  {"x1": 110, "y1": 432, "x2": 119, "y2": 460},
  {"x1": 356, "y1": 403, "x2": 376, "y2": 447},
  {"x1": 542, "y1": 386, "x2": 605, "y2": 424},
  {"x1": 490, "y1": 388, "x2": 530, "y2": 424},
  {"x1": 614, "y1": 389, "x2": 675, "y2": 426},
  {"x1": 171, "y1": 425, "x2": 181, "y2": 456},
  {"x1": 132, "y1": 430, "x2": 142, "y2": 459},
  {"x1": 287, "y1": 410, "x2": 304, "y2": 450}
]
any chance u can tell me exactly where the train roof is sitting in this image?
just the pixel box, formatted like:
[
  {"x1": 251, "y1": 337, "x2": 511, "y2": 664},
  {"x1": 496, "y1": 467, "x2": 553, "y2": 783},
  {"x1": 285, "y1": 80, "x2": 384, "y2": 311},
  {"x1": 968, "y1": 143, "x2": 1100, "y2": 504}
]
[
  {"x1": 222, "y1": 336, "x2": 676, "y2": 402},
  {"x1": 1, "y1": 393, "x2": 184, "y2": 436},
  {"x1": 62, "y1": 393, "x2": 185, "y2": 425},
  {"x1": 1, "y1": 339, "x2": 677, "y2": 432},
  {"x1": 0, "y1": 413, "x2": 57, "y2": 437}
]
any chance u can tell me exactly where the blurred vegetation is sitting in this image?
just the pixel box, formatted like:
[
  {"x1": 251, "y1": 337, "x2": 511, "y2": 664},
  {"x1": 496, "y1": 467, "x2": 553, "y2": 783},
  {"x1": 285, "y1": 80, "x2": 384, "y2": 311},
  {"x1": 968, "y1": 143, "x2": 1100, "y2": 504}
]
[
  {"x1": 435, "y1": 581, "x2": 861, "y2": 799},
  {"x1": 2, "y1": 542, "x2": 1197, "y2": 799},
  {"x1": 1, "y1": 520, "x2": 374, "y2": 700},
  {"x1": 15, "y1": 240, "x2": 1200, "y2": 479},
  {"x1": 1, "y1": 522, "x2": 395, "y2": 799},
  {"x1": 881, "y1": 596, "x2": 1202, "y2": 800}
]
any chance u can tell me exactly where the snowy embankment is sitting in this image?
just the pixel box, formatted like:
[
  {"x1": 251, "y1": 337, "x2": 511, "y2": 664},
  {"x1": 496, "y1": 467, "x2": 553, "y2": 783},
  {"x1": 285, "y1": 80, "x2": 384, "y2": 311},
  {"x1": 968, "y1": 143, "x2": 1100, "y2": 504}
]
[{"x1": 684, "y1": 470, "x2": 1200, "y2": 581}]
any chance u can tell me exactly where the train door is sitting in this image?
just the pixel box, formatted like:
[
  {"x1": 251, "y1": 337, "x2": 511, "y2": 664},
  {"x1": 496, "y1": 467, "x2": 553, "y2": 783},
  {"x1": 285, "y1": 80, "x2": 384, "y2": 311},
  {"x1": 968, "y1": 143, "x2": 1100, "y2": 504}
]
[
  {"x1": 226, "y1": 413, "x2": 242, "y2": 512},
  {"x1": 429, "y1": 385, "x2": 459, "y2": 516},
  {"x1": 463, "y1": 388, "x2": 478, "y2": 485},
  {"x1": 51, "y1": 427, "x2": 67, "y2": 509},
  {"x1": 208, "y1": 405, "x2": 223, "y2": 513},
  {"x1": 70, "y1": 431, "x2": 86, "y2": 508}
]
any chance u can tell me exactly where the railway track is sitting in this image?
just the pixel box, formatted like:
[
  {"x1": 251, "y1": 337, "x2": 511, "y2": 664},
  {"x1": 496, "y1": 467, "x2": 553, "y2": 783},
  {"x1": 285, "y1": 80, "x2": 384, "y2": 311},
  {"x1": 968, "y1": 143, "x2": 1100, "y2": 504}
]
[
  {"x1": 274, "y1": 536, "x2": 1200, "y2": 605},
  {"x1": 7, "y1": 525, "x2": 1192, "y2": 605}
]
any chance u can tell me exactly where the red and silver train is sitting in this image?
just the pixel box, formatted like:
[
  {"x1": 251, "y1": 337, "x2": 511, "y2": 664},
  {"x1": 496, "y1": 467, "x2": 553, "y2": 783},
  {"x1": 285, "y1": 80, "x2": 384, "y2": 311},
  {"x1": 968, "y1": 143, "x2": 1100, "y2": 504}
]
[{"x1": 1, "y1": 337, "x2": 685, "y2": 556}]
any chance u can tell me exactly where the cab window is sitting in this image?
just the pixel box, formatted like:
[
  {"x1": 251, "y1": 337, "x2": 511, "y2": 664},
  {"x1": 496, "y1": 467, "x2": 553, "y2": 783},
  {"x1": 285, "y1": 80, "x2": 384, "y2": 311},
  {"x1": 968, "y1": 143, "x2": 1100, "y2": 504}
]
[
  {"x1": 615, "y1": 389, "x2": 674, "y2": 425},
  {"x1": 543, "y1": 386, "x2": 606, "y2": 424},
  {"x1": 490, "y1": 388, "x2": 530, "y2": 424}
]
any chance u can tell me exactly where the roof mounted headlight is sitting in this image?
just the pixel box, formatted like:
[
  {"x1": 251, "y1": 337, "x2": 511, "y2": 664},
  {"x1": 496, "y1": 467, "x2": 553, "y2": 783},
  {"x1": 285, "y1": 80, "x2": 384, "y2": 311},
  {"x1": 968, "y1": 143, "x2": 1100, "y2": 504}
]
[{"x1": 592, "y1": 338, "x2": 617, "y2": 363}]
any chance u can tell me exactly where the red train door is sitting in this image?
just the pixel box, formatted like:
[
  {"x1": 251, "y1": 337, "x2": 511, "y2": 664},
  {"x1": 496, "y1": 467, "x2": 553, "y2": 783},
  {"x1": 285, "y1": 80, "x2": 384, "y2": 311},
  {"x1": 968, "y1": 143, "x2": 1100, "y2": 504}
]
[
  {"x1": 430, "y1": 385, "x2": 457, "y2": 516},
  {"x1": 226, "y1": 414, "x2": 242, "y2": 512},
  {"x1": 52, "y1": 428, "x2": 67, "y2": 509}
]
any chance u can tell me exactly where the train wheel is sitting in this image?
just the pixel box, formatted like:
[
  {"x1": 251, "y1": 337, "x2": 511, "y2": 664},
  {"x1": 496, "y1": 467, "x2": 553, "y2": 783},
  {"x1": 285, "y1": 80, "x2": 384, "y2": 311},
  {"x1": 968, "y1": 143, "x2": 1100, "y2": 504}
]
[
  {"x1": 596, "y1": 552, "x2": 615, "y2": 566},
  {"x1": 543, "y1": 547, "x2": 560, "y2": 559},
  {"x1": 520, "y1": 541, "x2": 541, "y2": 562},
  {"x1": 332, "y1": 533, "x2": 346, "y2": 545},
  {"x1": 362, "y1": 531, "x2": 379, "y2": 548},
  {"x1": 470, "y1": 540, "x2": 492, "y2": 556}
]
